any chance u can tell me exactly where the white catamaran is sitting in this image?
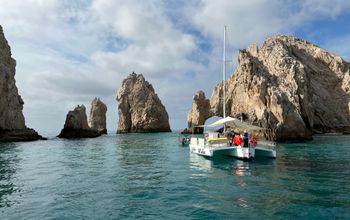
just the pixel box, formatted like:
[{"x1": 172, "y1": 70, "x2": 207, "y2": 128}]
[
  {"x1": 189, "y1": 116, "x2": 276, "y2": 160},
  {"x1": 189, "y1": 26, "x2": 276, "y2": 160}
]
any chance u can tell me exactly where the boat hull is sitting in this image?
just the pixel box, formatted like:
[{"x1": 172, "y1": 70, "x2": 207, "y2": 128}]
[
  {"x1": 254, "y1": 147, "x2": 276, "y2": 158},
  {"x1": 189, "y1": 143, "x2": 254, "y2": 160},
  {"x1": 223, "y1": 147, "x2": 255, "y2": 160}
]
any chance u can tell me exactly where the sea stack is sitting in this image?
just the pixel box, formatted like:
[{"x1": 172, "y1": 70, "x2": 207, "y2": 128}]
[
  {"x1": 186, "y1": 91, "x2": 211, "y2": 134},
  {"x1": 89, "y1": 97, "x2": 107, "y2": 134},
  {"x1": 116, "y1": 72, "x2": 171, "y2": 133},
  {"x1": 0, "y1": 25, "x2": 43, "y2": 142},
  {"x1": 187, "y1": 36, "x2": 350, "y2": 141},
  {"x1": 58, "y1": 105, "x2": 101, "y2": 138}
]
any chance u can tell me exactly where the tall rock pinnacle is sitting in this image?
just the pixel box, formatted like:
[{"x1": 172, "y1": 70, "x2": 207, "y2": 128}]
[
  {"x1": 89, "y1": 97, "x2": 107, "y2": 134},
  {"x1": 116, "y1": 72, "x2": 171, "y2": 133}
]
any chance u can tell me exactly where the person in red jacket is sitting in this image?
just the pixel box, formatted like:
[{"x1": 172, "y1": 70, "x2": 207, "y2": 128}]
[
  {"x1": 250, "y1": 136, "x2": 257, "y2": 147},
  {"x1": 233, "y1": 134, "x2": 242, "y2": 146}
]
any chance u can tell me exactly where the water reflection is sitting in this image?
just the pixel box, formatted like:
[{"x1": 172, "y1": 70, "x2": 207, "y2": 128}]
[
  {"x1": 189, "y1": 153, "x2": 213, "y2": 173},
  {"x1": 237, "y1": 197, "x2": 249, "y2": 208},
  {"x1": 0, "y1": 143, "x2": 21, "y2": 208},
  {"x1": 189, "y1": 154, "x2": 254, "y2": 177},
  {"x1": 232, "y1": 161, "x2": 251, "y2": 176}
]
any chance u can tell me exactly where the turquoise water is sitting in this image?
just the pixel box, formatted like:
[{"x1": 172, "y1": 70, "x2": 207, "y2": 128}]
[{"x1": 0, "y1": 133, "x2": 350, "y2": 219}]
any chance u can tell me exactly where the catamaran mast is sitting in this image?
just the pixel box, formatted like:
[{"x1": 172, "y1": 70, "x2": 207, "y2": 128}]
[{"x1": 223, "y1": 26, "x2": 227, "y2": 119}]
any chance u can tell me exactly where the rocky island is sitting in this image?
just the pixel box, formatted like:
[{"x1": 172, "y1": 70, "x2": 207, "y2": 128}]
[
  {"x1": 89, "y1": 97, "x2": 107, "y2": 134},
  {"x1": 117, "y1": 72, "x2": 171, "y2": 133},
  {"x1": 0, "y1": 25, "x2": 44, "y2": 142},
  {"x1": 187, "y1": 35, "x2": 350, "y2": 141},
  {"x1": 58, "y1": 105, "x2": 101, "y2": 138}
]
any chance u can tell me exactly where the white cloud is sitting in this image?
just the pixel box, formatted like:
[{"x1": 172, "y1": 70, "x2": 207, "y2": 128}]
[
  {"x1": 192, "y1": 0, "x2": 286, "y2": 47},
  {"x1": 296, "y1": 0, "x2": 350, "y2": 19},
  {"x1": 191, "y1": 0, "x2": 350, "y2": 48},
  {"x1": 90, "y1": 0, "x2": 201, "y2": 77}
]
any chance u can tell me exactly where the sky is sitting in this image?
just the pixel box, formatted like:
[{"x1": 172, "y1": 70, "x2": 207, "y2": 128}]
[{"x1": 1, "y1": 0, "x2": 350, "y2": 135}]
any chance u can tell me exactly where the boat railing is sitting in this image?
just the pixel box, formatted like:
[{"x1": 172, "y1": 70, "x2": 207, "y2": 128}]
[
  {"x1": 208, "y1": 142, "x2": 228, "y2": 148},
  {"x1": 206, "y1": 137, "x2": 228, "y2": 148},
  {"x1": 190, "y1": 137, "x2": 205, "y2": 147},
  {"x1": 190, "y1": 137, "x2": 228, "y2": 148}
]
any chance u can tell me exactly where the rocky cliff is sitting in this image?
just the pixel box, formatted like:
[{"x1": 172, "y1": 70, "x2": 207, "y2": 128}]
[
  {"x1": 0, "y1": 25, "x2": 43, "y2": 142},
  {"x1": 117, "y1": 72, "x2": 171, "y2": 133},
  {"x1": 89, "y1": 97, "x2": 107, "y2": 134},
  {"x1": 58, "y1": 105, "x2": 101, "y2": 138},
  {"x1": 187, "y1": 91, "x2": 211, "y2": 134},
  {"x1": 188, "y1": 35, "x2": 350, "y2": 141}
]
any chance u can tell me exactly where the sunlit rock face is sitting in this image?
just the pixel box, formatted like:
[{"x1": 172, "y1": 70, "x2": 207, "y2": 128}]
[
  {"x1": 187, "y1": 90, "x2": 211, "y2": 134},
  {"x1": 89, "y1": 97, "x2": 107, "y2": 134},
  {"x1": 0, "y1": 25, "x2": 43, "y2": 142},
  {"x1": 188, "y1": 36, "x2": 350, "y2": 141},
  {"x1": 117, "y1": 72, "x2": 171, "y2": 133}
]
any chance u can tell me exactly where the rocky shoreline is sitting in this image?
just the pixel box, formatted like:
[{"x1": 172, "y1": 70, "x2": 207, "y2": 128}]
[
  {"x1": 0, "y1": 128, "x2": 46, "y2": 142},
  {"x1": 57, "y1": 128, "x2": 101, "y2": 139}
]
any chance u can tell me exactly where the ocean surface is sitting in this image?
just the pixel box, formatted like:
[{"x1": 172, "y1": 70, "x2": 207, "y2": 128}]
[{"x1": 0, "y1": 133, "x2": 349, "y2": 219}]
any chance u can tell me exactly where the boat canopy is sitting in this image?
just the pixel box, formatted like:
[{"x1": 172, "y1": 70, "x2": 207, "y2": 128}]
[{"x1": 207, "y1": 116, "x2": 265, "y2": 131}]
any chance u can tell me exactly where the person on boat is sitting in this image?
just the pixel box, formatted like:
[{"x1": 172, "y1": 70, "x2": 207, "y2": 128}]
[
  {"x1": 179, "y1": 135, "x2": 188, "y2": 146},
  {"x1": 225, "y1": 127, "x2": 230, "y2": 142},
  {"x1": 242, "y1": 130, "x2": 249, "y2": 148},
  {"x1": 233, "y1": 133, "x2": 242, "y2": 146},
  {"x1": 224, "y1": 128, "x2": 229, "y2": 138},
  {"x1": 227, "y1": 128, "x2": 235, "y2": 146},
  {"x1": 250, "y1": 136, "x2": 257, "y2": 147}
]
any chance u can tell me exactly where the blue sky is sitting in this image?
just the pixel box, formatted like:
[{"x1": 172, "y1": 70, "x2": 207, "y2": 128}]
[{"x1": 0, "y1": 0, "x2": 350, "y2": 135}]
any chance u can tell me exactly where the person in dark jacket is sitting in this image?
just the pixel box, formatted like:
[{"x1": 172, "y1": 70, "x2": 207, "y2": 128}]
[
  {"x1": 242, "y1": 130, "x2": 249, "y2": 148},
  {"x1": 227, "y1": 128, "x2": 235, "y2": 146}
]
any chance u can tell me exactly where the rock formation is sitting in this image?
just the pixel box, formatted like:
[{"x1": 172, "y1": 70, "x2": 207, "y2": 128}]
[
  {"x1": 89, "y1": 97, "x2": 107, "y2": 134},
  {"x1": 186, "y1": 91, "x2": 211, "y2": 134},
  {"x1": 117, "y1": 72, "x2": 171, "y2": 133},
  {"x1": 0, "y1": 25, "x2": 43, "y2": 142},
  {"x1": 187, "y1": 35, "x2": 350, "y2": 141},
  {"x1": 58, "y1": 105, "x2": 101, "y2": 138}
]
